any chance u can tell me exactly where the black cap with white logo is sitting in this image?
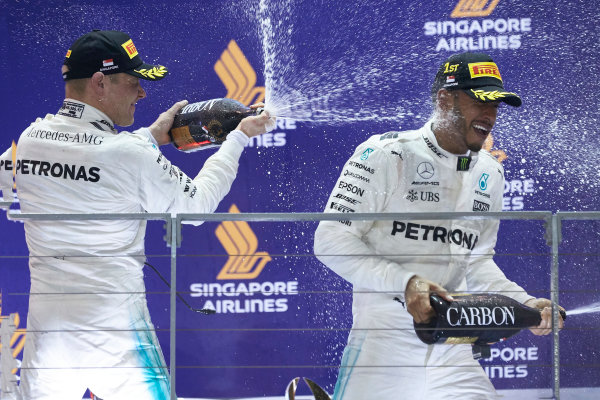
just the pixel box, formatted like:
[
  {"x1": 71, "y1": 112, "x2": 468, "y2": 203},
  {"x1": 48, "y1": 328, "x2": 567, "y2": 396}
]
[{"x1": 63, "y1": 30, "x2": 168, "y2": 81}]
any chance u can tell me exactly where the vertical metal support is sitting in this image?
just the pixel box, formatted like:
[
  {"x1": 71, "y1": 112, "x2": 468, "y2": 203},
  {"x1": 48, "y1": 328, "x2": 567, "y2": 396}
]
[
  {"x1": 0, "y1": 314, "x2": 22, "y2": 400},
  {"x1": 169, "y1": 215, "x2": 178, "y2": 400},
  {"x1": 163, "y1": 218, "x2": 172, "y2": 248},
  {"x1": 550, "y1": 214, "x2": 561, "y2": 400}
]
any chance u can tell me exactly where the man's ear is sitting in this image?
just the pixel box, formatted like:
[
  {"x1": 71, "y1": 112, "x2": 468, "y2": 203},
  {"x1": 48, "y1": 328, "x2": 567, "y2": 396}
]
[
  {"x1": 90, "y1": 71, "x2": 106, "y2": 97},
  {"x1": 436, "y1": 89, "x2": 453, "y2": 111}
]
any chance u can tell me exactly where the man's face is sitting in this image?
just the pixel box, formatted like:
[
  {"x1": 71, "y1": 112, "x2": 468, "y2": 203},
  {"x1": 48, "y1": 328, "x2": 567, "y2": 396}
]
[
  {"x1": 447, "y1": 90, "x2": 499, "y2": 152},
  {"x1": 103, "y1": 73, "x2": 146, "y2": 127}
]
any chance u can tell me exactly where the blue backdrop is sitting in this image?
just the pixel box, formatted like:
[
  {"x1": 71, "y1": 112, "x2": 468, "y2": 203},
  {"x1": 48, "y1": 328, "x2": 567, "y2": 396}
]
[{"x1": 0, "y1": 0, "x2": 599, "y2": 398}]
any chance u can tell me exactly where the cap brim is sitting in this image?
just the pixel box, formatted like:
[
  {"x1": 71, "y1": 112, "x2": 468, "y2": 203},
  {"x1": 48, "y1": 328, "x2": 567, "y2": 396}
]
[
  {"x1": 465, "y1": 86, "x2": 522, "y2": 107},
  {"x1": 126, "y1": 63, "x2": 168, "y2": 81}
]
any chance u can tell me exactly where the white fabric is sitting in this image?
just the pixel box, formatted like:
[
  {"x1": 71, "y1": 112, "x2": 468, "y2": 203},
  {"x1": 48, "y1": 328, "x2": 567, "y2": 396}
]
[
  {"x1": 314, "y1": 122, "x2": 533, "y2": 399},
  {"x1": 0, "y1": 146, "x2": 14, "y2": 200},
  {"x1": 12, "y1": 99, "x2": 248, "y2": 399}
]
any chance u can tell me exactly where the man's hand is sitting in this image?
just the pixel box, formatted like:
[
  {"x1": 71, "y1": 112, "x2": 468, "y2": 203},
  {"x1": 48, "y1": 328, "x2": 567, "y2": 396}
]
[
  {"x1": 405, "y1": 275, "x2": 454, "y2": 323},
  {"x1": 235, "y1": 102, "x2": 276, "y2": 138},
  {"x1": 524, "y1": 298, "x2": 565, "y2": 336},
  {"x1": 148, "y1": 100, "x2": 188, "y2": 146}
]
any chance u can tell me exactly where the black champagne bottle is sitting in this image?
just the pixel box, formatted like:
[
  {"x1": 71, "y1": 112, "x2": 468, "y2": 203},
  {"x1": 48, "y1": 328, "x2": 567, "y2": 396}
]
[
  {"x1": 169, "y1": 98, "x2": 260, "y2": 152},
  {"x1": 413, "y1": 293, "x2": 566, "y2": 346}
]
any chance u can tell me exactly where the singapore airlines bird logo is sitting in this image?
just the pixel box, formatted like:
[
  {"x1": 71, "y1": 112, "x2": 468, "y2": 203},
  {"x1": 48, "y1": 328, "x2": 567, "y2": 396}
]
[
  {"x1": 214, "y1": 40, "x2": 266, "y2": 106},
  {"x1": 451, "y1": 0, "x2": 500, "y2": 18},
  {"x1": 215, "y1": 204, "x2": 272, "y2": 280}
]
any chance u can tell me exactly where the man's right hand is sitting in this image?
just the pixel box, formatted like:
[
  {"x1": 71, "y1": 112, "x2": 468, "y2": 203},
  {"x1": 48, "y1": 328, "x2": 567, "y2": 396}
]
[
  {"x1": 235, "y1": 102, "x2": 276, "y2": 138},
  {"x1": 149, "y1": 100, "x2": 188, "y2": 146},
  {"x1": 405, "y1": 275, "x2": 454, "y2": 323}
]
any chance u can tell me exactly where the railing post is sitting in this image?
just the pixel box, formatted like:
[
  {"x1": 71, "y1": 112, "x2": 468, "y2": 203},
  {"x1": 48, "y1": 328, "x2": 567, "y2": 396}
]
[
  {"x1": 551, "y1": 214, "x2": 561, "y2": 400},
  {"x1": 0, "y1": 313, "x2": 22, "y2": 400},
  {"x1": 169, "y1": 214, "x2": 178, "y2": 400}
]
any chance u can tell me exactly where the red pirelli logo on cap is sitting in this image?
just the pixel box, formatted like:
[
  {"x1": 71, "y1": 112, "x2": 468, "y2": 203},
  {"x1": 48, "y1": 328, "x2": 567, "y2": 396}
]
[
  {"x1": 65, "y1": 50, "x2": 72, "y2": 58},
  {"x1": 121, "y1": 39, "x2": 138, "y2": 59},
  {"x1": 468, "y1": 62, "x2": 502, "y2": 81}
]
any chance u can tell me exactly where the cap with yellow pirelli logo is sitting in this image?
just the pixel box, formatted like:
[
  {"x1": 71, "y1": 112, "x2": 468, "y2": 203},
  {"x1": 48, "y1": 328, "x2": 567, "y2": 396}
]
[
  {"x1": 63, "y1": 30, "x2": 168, "y2": 82},
  {"x1": 431, "y1": 52, "x2": 521, "y2": 107}
]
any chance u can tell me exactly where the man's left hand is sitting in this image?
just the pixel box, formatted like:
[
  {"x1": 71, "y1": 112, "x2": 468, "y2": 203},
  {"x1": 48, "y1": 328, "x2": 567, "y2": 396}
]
[
  {"x1": 148, "y1": 100, "x2": 188, "y2": 146},
  {"x1": 525, "y1": 298, "x2": 565, "y2": 336},
  {"x1": 236, "y1": 102, "x2": 276, "y2": 138}
]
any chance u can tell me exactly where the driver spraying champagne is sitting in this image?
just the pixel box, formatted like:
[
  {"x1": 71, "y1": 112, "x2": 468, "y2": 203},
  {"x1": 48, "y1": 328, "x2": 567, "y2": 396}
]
[
  {"x1": 314, "y1": 52, "x2": 565, "y2": 400},
  {"x1": 0, "y1": 29, "x2": 273, "y2": 400}
]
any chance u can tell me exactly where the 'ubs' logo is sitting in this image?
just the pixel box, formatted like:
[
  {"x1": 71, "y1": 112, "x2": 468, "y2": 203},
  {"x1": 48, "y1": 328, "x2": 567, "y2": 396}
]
[{"x1": 407, "y1": 190, "x2": 418, "y2": 202}]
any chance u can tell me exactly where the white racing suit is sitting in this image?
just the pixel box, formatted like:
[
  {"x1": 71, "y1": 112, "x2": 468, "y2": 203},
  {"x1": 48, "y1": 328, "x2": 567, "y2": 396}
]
[
  {"x1": 314, "y1": 122, "x2": 534, "y2": 400},
  {"x1": 2, "y1": 99, "x2": 250, "y2": 400}
]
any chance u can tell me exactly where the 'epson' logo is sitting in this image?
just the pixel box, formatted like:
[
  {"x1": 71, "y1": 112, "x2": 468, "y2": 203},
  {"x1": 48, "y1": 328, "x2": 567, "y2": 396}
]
[
  {"x1": 338, "y1": 181, "x2": 364, "y2": 197},
  {"x1": 473, "y1": 200, "x2": 490, "y2": 212},
  {"x1": 391, "y1": 221, "x2": 478, "y2": 250},
  {"x1": 447, "y1": 306, "x2": 516, "y2": 327}
]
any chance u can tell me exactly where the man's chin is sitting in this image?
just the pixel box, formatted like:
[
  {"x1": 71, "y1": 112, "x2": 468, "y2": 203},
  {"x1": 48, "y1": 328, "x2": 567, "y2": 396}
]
[
  {"x1": 467, "y1": 143, "x2": 484, "y2": 153},
  {"x1": 116, "y1": 118, "x2": 134, "y2": 128}
]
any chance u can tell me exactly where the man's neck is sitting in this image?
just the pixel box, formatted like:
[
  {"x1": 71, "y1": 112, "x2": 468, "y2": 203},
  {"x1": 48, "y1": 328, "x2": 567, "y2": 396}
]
[{"x1": 431, "y1": 120, "x2": 468, "y2": 155}]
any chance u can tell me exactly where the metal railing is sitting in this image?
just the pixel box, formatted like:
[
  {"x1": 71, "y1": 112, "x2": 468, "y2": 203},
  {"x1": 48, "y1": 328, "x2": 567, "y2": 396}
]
[{"x1": 1, "y1": 207, "x2": 597, "y2": 400}]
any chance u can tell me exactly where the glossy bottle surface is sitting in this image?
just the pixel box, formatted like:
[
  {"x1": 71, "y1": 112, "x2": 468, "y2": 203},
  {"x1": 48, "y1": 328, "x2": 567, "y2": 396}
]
[
  {"x1": 169, "y1": 98, "x2": 257, "y2": 152},
  {"x1": 413, "y1": 293, "x2": 566, "y2": 346}
]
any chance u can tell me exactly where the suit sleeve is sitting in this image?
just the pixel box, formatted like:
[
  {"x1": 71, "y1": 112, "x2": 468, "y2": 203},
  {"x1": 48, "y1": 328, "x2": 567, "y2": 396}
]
[
  {"x1": 0, "y1": 146, "x2": 14, "y2": 200},
  {"x1": 132, "y1": 128, "x2": 249, "y2": 218},
  {"x1": 313, "y1": 142, "x2": 416, "y2": 299},
  {"x1": 465, "y1": 166, "x2": 534, "y2": 304}
]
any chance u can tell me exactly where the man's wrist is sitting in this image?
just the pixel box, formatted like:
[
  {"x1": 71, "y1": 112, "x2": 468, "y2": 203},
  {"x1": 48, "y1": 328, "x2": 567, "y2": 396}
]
[
  {"x1": 136, "y1": 127, "x2": 159, "y2": 146},
  {"x1": 227, "y1": 130, "x2": 250, "y2": 146}
]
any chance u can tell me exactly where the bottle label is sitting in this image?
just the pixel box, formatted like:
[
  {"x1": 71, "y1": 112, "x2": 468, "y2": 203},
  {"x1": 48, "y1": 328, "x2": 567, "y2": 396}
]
[
  {"x1": 171, "y1": 126, "x2": 200, "y2": 151},
  {"x1": 446, "y1": 305, "x2": 516, "y2": 327},
  {"x1": 181, "y1": 99, "x2": 220, "y2": 114},
  {"x1": 442, "y1": 336, "x2": 478, "y2": 345}
]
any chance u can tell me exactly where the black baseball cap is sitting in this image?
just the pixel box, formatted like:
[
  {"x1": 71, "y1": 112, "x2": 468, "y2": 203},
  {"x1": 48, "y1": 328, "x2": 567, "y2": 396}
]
[
  {"x1": 63, "y1": 30, "x2": 168, "y2": 81},
  {"x1": 431, "y1": 52, "x2": 521, "y2": 107}
]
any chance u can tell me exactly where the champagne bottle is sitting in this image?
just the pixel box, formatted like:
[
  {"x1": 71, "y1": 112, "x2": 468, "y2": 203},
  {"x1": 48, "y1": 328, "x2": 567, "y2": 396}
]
[
  {"x1": 169, "y1": 98, "x2": 261, "y2": 152},
  {"x1": 413, "y1": 293, "x2": 566, "y2": 347}
]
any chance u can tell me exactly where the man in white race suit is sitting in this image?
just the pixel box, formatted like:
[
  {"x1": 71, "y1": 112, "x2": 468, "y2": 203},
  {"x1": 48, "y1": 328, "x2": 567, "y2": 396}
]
[
  {"x1": 0, "y1": 30, "x2": 273, "y2": 400},
  {"x1": 314, "y1": 52, "x2": 563, "y2": 399}
]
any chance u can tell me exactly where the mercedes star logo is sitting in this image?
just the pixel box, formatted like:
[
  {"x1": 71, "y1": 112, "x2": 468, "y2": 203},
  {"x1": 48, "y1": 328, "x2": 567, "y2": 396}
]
[{"x1": 417, "y1": 162, "x2": 435, "y2": 179}]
